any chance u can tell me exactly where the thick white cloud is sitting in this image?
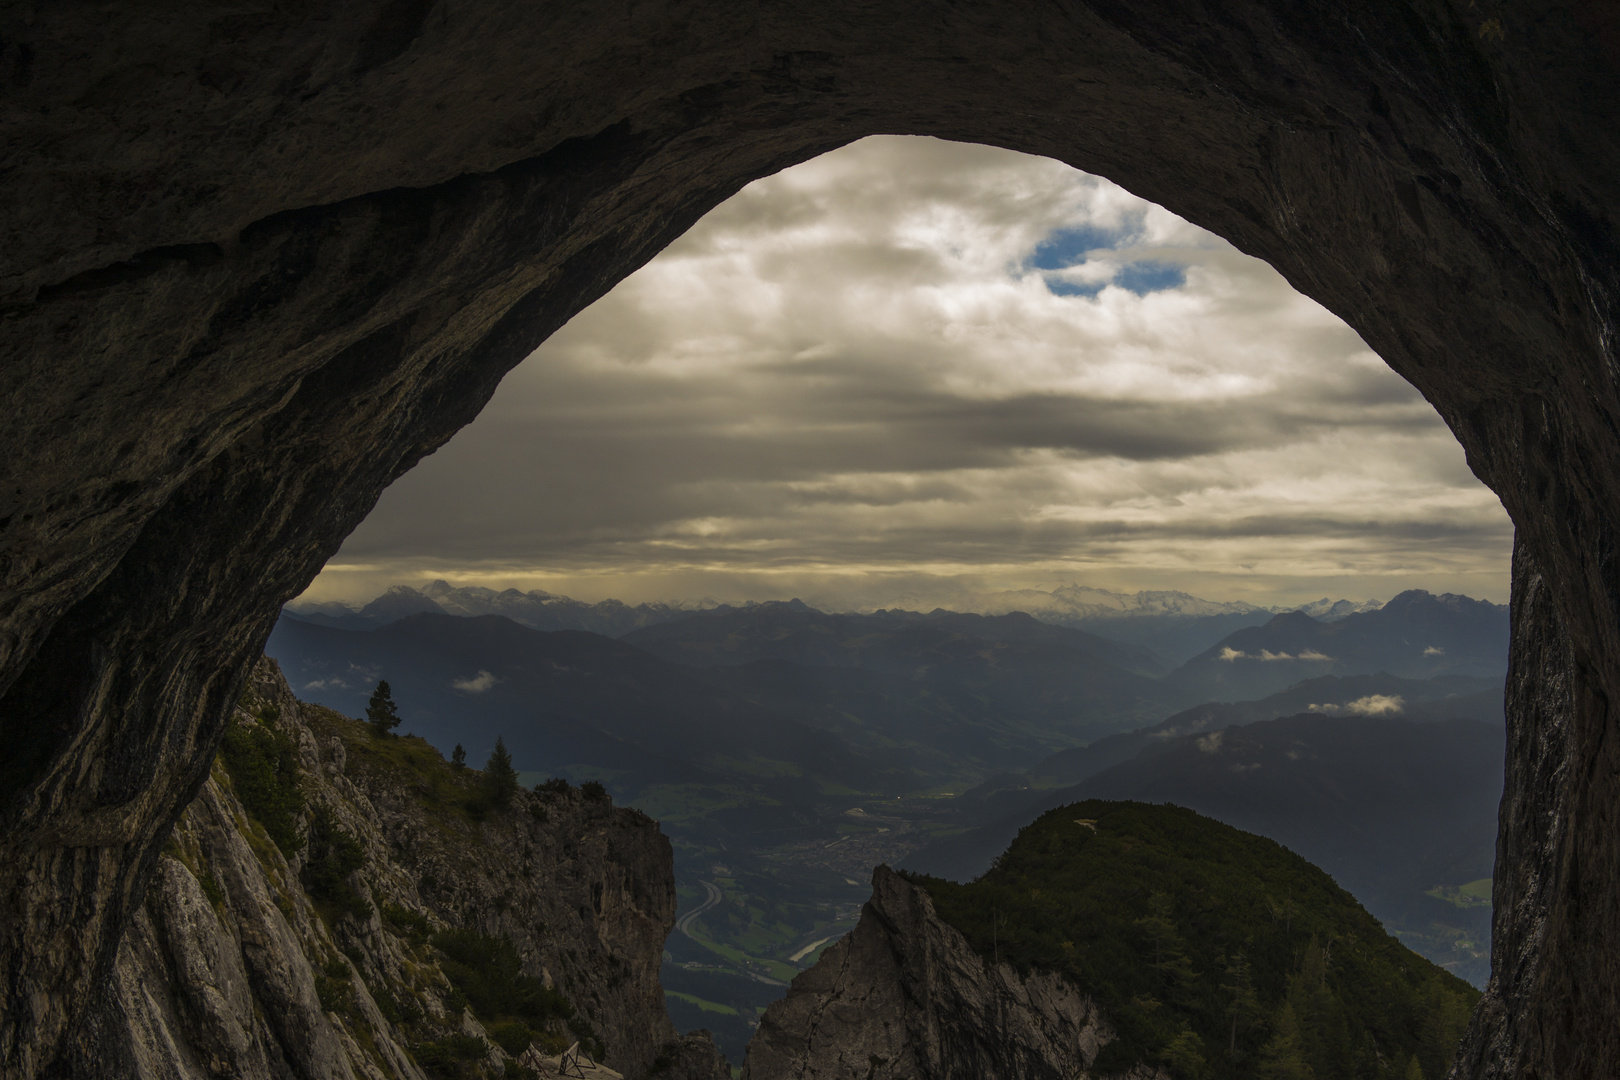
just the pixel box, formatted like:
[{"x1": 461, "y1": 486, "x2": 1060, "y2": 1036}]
[
  {"x1": 452, "y1": 671, "x2": 498, "y2": 693},
  {"x1": 303, "y1": 136, "x2": 1512, "y2": 609},
  {"x1": 1346, "y1": 694, "x2": 1406, "y2": 716}
]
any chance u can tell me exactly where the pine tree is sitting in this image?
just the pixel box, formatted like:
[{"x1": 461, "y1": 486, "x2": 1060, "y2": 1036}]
[
  {"x1": 1256, "y1": 1000, "x2": 1313, "y2": 1080},
  {"x1": 1419, "y1": 977, "x2": 1472, "y2": 1072},
  {"x1": 365, "y1": 681, "x2": 401, "y2": 737},
  {"x1": 483, "y1": 736, "x2": 519, "y2": 809},
  {"x1": 451, "y1": 744, "x2": 466, "y2": 769},
  {"x1": 1135, "y1": 891, "x2": 1198, "y2": 996},
  {"x1": 1221, "y1": 949, "x2": 1262, "y2": 1058},
  {"x1": 1163, "y1": 1026, "x2": 1207, "y2": 1077}
]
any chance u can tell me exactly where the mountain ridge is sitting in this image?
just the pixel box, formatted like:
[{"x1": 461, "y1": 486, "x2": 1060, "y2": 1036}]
[
  {"x1": 1158, "y1": 590, "x2": 1508, "y2": 705},
  {"x1": 751, "y1": 803, "x2": 1477, "y2": 1080},
  {"x1": 287, "y1": 581, "x2": 1398, "y2": 640},
  {"x1": 903, "y1": 709, "x2": 1504, "y2": 986},
  {"x1": 908, "y1": 802, "x2": 1479, "y2": 1078}
]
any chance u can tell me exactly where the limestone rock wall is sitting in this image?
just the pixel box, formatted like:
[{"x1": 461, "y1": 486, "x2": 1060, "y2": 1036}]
[
  {"x1": 101, "y1": 657, "x2": 724, "y2": 1080},
  {"x1": 742, "y1": 865, "x2": 1158, "y2": 1080},
  {"x1": 113, "y1": 781, "x2": 386, "y2": 1080}
]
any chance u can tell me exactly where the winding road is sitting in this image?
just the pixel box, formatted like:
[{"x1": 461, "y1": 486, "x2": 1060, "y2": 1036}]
[{"x1": 675, "y1": 880, "x2": 723, "y2": 940}]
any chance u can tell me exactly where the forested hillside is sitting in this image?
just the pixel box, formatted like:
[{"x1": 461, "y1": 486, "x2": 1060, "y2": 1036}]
[{"x1": 906, "y1": 801, "x2": 1478, "y2": 1080}]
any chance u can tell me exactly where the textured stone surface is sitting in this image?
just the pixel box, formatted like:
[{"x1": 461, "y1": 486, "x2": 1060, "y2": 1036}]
[
  {"x1": 115, "y1": 786, "x2": 362, "y2": 1080},
  {"x1": 97, "y1": 659, "x2": 718, "y2": 1080},
  {"x1": 0, "y1": 3, "x2": 1617, "y2": 1077},
  {"x1": 654, "y1": 1030, "x2": 734, "y2": 1080},
  {"x1": 742, "y1": 865, "x2": 1142, "y2": 1080}
]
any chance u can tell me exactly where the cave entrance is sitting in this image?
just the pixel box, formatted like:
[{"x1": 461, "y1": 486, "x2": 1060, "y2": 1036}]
[{"x1": 277, "y1": 137, "x2": 1513, "y2": 1063}]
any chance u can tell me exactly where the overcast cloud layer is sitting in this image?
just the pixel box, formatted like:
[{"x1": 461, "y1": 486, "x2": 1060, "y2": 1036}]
[{"x1": 303, "y1": 137, "x2": 1513, "y2": 610}]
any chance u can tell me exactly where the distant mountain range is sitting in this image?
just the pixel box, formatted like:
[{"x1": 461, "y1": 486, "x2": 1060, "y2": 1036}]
[
  {"x1": 287, "y1": 579, "x2": 713, "y2": 637},
  {"x1": 624, "y1": 601, "x2": 1167, "y2": 676},
  {"x1": 975, "y1": 584, "x2": 1385, "y2": 665},
  {"x1": 953, "y1": 671, "x2": 1503, "y2": 822},
  {"x1": 269, "y1": 603, "x2": 1177, "y2": 799},
  {"x1": 275, "y1": 589, "x2": 1507, "y2": 794},
  {"x1": 285, "y1": 586, "x2": 1496, "y2": 696},
  {"x1": 1156, "y1": 590, "x2": 1508, "y2": 704},
  {"x1": 286, "y1": 581, "x2": 1475, "y2": 675},
  {"x1": 981, "y1": 582, "x2": 1382, "y2": 622}
]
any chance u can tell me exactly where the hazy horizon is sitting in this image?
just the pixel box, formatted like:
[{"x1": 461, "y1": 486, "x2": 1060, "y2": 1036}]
[
  {"x1": 301, "y1": 136, "x2": 1513, "y2": 612},
  {"x1": 291, "y1": 574, "x2": 1502, "y2": 618},
  {"x1": 293, "y1": 569, "x2": 1503, "y2": 614}
]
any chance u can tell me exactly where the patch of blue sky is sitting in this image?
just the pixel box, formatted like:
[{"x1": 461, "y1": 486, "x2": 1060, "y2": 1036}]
[
  {"x1": 1115, "y1": 260, "x2": 1186, "y2": 295},
  {"x1": 1027, "y1": 222, "x2": 1136, "y2": 270},
  {"x1": 1044, "y1": 276, "x2": 1106, "y2": 298}
]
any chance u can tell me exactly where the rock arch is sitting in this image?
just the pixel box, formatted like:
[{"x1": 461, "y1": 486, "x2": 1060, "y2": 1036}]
[{"x1": 1, "y1": 3, "x2": 1616, "y2": 1075}]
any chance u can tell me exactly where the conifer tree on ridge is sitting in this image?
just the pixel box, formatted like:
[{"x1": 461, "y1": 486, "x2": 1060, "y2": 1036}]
[
  {"x1": 483, "y1": 736, "x2": 519, "y2": 808},
  {"x1": 365, "y1": 681, "x2": 401, "y2": 737}
]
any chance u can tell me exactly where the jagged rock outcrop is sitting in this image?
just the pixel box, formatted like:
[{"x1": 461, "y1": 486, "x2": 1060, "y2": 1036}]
[
  {"x1": 742, "y1": 865, "x2": 1156, "y2": 1080},
  {"x1": 101, "y1": 658, "x2": 726, "y2": 1080},
  {"x1": 653, "y1": 1031, "x2": 734, "y2": 1080},
  {"x1": 2, "y1": 5, "x2": 1619, "y2": 1078}
]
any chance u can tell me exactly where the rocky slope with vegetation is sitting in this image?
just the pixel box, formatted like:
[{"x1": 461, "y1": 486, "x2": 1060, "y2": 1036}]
[
  {"x1": 751, "y1": 803, "x2": 1477, "y2": 1080},
  {"x1": 741, "y1": 864, "x2": 1139, "y2": 1080},
  {"x1": 105, "y1": 657, "x2": 727, "y2": 1080}
]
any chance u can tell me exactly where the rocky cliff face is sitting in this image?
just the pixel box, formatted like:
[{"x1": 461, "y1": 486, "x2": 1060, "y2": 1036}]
[
  {"x1": 742, "y1": 865, "x2": 1161, "y2": 1080},
  {"x1": 99, "y1": 657, "x2": 725, "y2": 1080}
]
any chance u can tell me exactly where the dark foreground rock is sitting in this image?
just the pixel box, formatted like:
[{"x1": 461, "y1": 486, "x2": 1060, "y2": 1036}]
[
  {"x1": 742, "y1": 865, "x2": 1152, "y2": 1080},
  {"x1": 102, "y1": 658, "x2": 725, "y2": 1080}
]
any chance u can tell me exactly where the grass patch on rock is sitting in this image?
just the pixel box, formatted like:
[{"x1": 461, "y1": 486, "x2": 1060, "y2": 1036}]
[{"x1": 218, "y1": 702, "x2": 305, "y2": 856}]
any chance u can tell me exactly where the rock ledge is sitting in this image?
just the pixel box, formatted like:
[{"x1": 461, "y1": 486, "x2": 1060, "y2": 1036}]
[{"x1": 742, "y1": 865, "x2": 1162, "y2": 1080}]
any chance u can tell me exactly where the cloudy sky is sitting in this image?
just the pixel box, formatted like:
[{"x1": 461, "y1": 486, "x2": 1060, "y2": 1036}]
[{"x1": 300, "y1": 136, "x2": 1513, "y2": 610}]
